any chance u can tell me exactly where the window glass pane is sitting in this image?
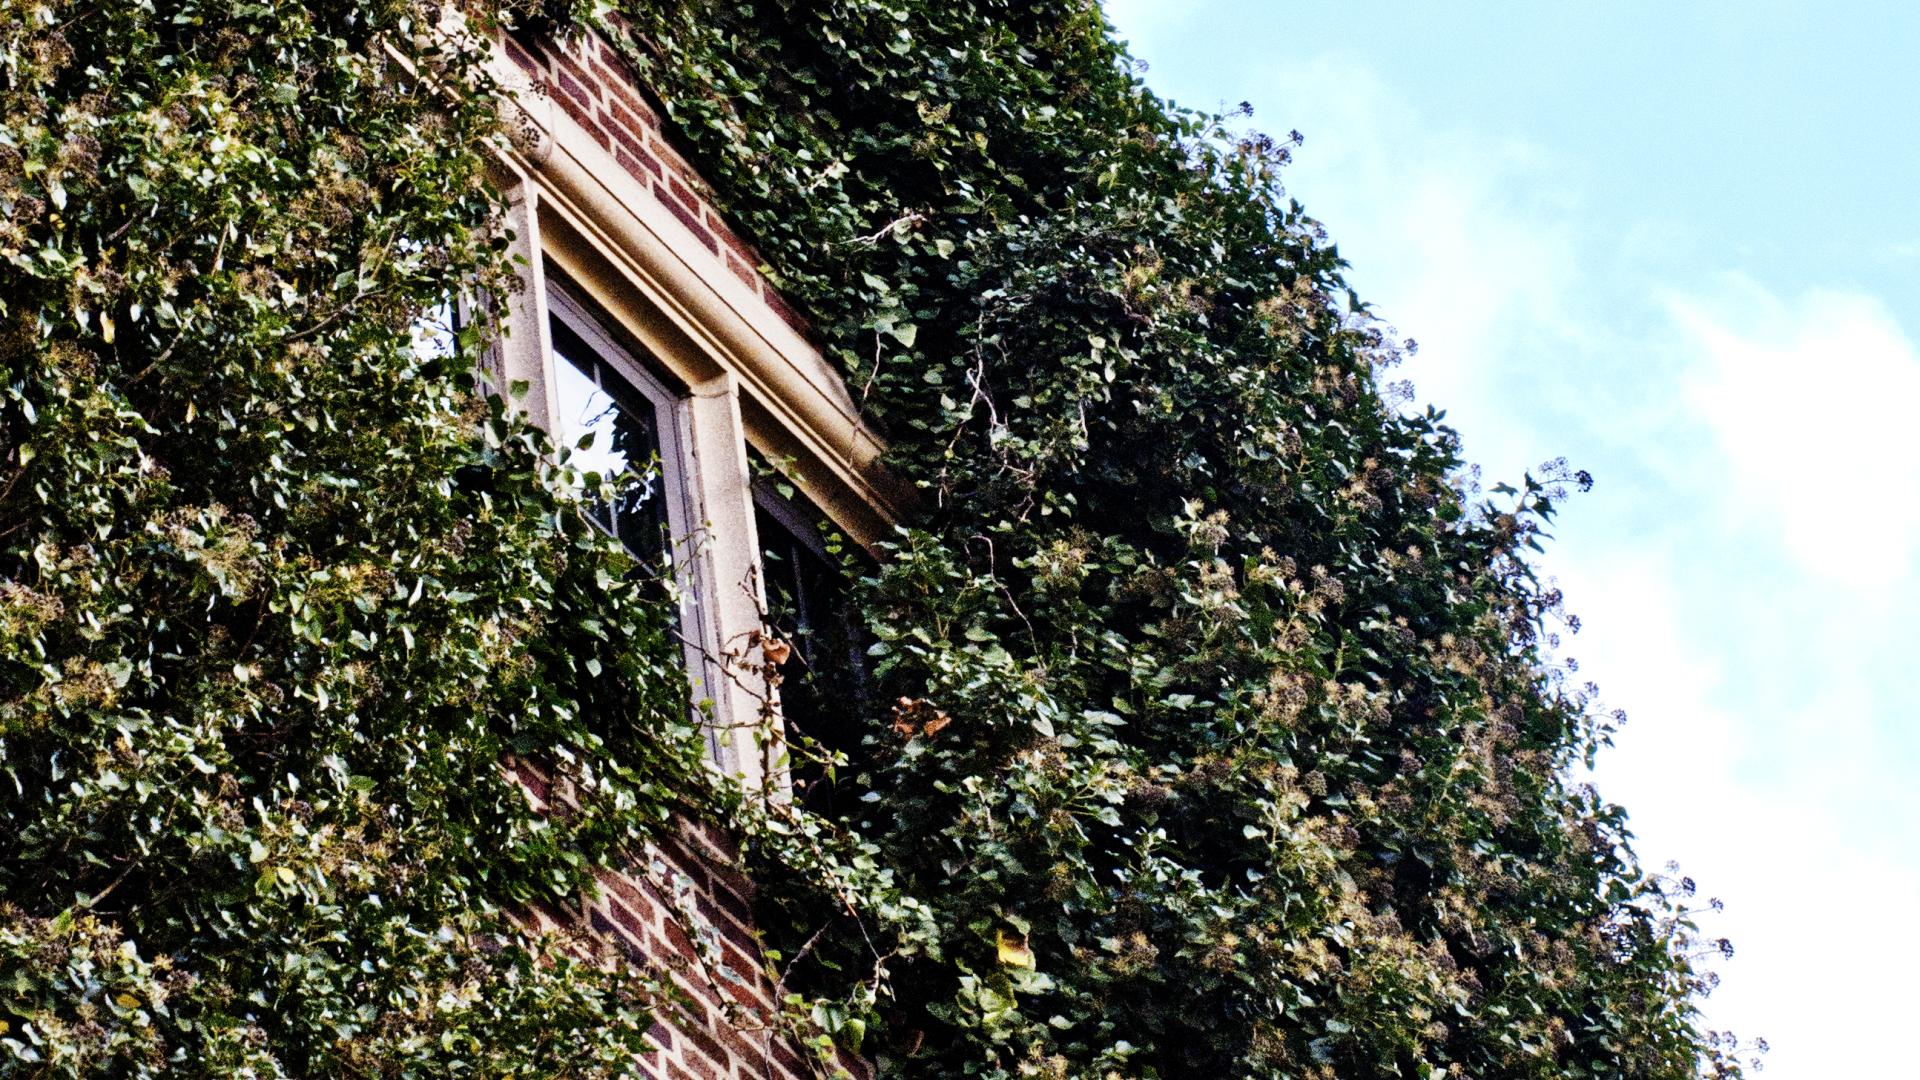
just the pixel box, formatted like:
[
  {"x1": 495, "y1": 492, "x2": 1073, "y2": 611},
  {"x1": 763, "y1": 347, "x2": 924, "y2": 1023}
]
[
  {"x1": 551, "y1": 321, "x2": 668, "y2": 563},
  {"x1": 543, "y1": 278, "x2": 713, "y2": 758},
  {"x1": 756, "y1": 494, "x2": 872, "y2": 809}
]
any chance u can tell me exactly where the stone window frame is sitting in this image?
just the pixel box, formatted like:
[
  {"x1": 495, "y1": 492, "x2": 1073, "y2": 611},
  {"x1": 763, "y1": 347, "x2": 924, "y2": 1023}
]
[{"x1": 481, "y1": 38, "x2": 904, "y2": 791}]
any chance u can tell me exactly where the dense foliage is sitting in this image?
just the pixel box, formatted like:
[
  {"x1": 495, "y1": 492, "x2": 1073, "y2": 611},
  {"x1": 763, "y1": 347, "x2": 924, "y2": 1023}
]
[
  {"x1": 0, "y1": 1, "x2": 717, "y2": 1073},
  {"x1": 0, "y1": 0, "x2": 1744, "y2": 1076},
  {"x1": 600, "y1": 2, "x2": 1746, "y2": 1077}
]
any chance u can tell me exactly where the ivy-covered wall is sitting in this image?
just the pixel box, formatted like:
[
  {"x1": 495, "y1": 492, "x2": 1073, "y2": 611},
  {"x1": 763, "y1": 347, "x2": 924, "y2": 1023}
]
[
  {"x1": 0, "y1": 2, "x2": 720, "y2": 1073},
  {"x1": 592, "y1": 2, "x2": 1745, "y2": 1077},
  {"x1": 0, "y1": 0, "x2": 1742, "y2": 1077}
]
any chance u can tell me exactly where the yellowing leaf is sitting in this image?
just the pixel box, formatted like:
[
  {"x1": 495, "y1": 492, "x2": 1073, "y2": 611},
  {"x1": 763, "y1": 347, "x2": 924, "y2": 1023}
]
[
  {"x1": 114, "y1": 993, "x2": 141, "y2": 1009},
  {"x1": 996, "y1": 929, "x2": 1034, "y2": 969}
]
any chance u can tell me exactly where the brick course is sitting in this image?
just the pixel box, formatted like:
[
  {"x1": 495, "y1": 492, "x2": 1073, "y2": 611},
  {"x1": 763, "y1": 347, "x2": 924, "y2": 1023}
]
[{"x1": 508, "y1": 754, "x2": 870, "y2": 1080}]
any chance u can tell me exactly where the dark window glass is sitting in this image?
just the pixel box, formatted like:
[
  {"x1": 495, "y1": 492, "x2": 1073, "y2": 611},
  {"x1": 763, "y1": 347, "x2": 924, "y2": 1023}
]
[
  {"x1": 550, "y1": 316, "x2": 670, "y2": 567},
  {"x1": 755, "y1": 488, "x2": 872, "y2": 807}
]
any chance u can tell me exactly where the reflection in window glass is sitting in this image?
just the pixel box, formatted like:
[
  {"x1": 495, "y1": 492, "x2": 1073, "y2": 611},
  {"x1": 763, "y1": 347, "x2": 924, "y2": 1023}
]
[
  {"x1": 551, "y1": 319, "x2": 669, "y2": 565},
  {"x1": 412, "y1": 297, "x2": 503, "y2": 397}
]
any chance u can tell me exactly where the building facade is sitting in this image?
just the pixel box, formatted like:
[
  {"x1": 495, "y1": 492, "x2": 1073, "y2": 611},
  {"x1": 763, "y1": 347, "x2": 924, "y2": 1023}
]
[{"x1": 482, "y1": 19, "x2": 899, "y2": 1080}]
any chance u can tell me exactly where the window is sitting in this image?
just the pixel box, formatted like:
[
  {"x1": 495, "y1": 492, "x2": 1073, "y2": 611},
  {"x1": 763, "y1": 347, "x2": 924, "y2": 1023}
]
[
  {"x1": 485, "y1": 116, "x2": 902, "y2": 790},
  {"x1": 541, "y1": 275, "x2": 749, "y2": 761},
  {"x1": 412, "y1": 295, "x2": 500, "y2": 397},
  {"x1": 411, "y1": 300, "x2": 462, "y2": 364}
]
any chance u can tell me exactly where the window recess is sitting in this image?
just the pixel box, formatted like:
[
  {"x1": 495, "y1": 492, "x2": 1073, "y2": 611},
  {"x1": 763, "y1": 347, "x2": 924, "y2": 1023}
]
[
  {"x1": 752, "y1": 471, "x2": 874, "y2": 810},
  {"x1": 544, "y1": 275, "x2": 749, "y2": 763}
]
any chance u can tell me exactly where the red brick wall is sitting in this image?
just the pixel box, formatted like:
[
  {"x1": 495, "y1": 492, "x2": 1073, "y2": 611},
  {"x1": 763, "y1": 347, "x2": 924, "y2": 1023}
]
[
  {"x1": 502, "y1": 26, "x2": 812, "y2": 336},
  {"x1": 511, "y1": 756, "x2": 869, "y2": 1080}
]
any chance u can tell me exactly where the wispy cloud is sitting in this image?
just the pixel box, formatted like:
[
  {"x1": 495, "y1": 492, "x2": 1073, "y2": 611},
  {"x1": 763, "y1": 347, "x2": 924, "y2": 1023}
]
[
  {"x1": 1101, "y1": 0, "x2": 1201, "y2": 56},
  {"x1": 1673, "y1": 283, "x2": 1920, "y2": 590},
  {"x1": 1231, "y1": 55, "x2": 1598, "y2": 482}
]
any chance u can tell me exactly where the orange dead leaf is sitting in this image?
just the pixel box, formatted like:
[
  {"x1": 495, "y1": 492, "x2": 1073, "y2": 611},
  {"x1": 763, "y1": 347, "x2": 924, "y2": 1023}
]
[
  {"x1": 890, "y1": 697, "x2": 952, "y2": 738},
  {"x1": 761, "y1": 637, "x2": 793, "y2": 665}
]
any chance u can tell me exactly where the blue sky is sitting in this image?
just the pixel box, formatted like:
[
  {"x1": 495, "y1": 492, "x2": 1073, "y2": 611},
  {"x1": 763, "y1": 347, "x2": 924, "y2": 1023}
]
[{"x1": 1103, "y1": 3, "x2": 1920, "y2": 1074}]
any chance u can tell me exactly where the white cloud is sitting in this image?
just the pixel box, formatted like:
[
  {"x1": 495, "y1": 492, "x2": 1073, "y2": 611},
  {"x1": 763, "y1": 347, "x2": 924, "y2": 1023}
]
[
  {"x1": 1241, "y1": 54, "x2": 1920, "y2": 1080},
  {"x1": 1230, "y1": 55, "x2": 1598, "y2": 483},
  {"x1": 1673, "y1": 284, "x2": 1920, "y2": 589},
  {"x1": 1570, "y1": 551, "x2": 1920, "y2": 1079}
]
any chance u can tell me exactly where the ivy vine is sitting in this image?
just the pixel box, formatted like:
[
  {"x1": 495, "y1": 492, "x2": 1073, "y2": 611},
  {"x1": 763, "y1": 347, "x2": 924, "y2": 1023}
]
[
  {"x1": 594, "y1": 2, "x2": 1751, "y2": 1077},
  {"x1": 0, "y1": 1, "x2": 720, "y2": 1073},
  {"x1": 0, "y1": 0, "x2": 1749, "y2": 1076}
]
